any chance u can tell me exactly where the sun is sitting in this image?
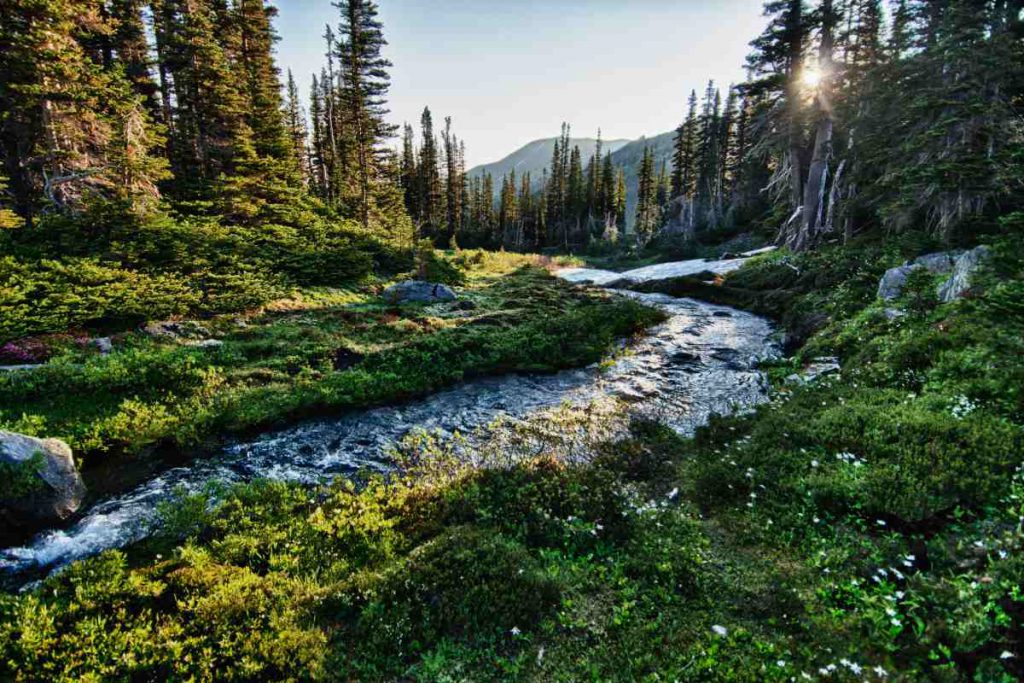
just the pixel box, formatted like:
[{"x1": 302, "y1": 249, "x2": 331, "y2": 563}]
[{"x1": 801, "y1": 67, "x2": 822, "y2": 89}]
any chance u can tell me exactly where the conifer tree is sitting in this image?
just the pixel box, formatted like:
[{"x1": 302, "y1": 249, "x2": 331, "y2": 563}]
[
  {"x1": 109, "y1": 0, "x2": 161, "y2": 119},
  {"x1": 285, "y1": 70, "x2": 311, "y2": 184},
  {"x1": 416, "y1": 107, "x2": 442, "y2": 234},
  {"x1": 400, "y1": 122, "x2": 418, "y2": 221},
  {"x1": 235, "y1": 0, "x2": 291, "y2": 162},
  {"x1": 634, "y1": 146, "x2": 658, "y2": 245},
  {"x1": 747, "y1": 0, "x2": 809, "y2": 218},
  {"x1": 335, "y1": 0, "x2": 397, "y2": 229},
  {"x1": 671, "y1": 90, "x2": 699, "y2": 199}
]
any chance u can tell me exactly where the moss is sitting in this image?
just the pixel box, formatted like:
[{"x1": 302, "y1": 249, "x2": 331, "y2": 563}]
[{"x1": 0, "y1": 451, "x2": 46, "y2": 500}]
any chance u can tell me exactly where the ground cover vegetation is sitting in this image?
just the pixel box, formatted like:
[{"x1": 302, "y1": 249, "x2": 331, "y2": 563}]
[
  {"x1": 1, "y1": 0, "x2": 1023, "y2": 680},
  {"x1": 2, "y1": 227, "x2": 1024, "y2": 680}
]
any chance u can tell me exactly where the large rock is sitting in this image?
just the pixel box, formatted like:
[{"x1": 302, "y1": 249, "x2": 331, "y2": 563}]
[
  {"x1": 877, "y1": 248, "x2": 988, "y2": 302},
  {"x1": 938, "y1": 246, "x2": 990, "y2": 303},
  {"x1": 913, "y1": 251, "x2": 961, "y2": 273},
  {"x1": 383, "y1": 281, "x2": 457, "y2": 304},
  {"x1": 0, "y1": 431, "x2": 85, "y2": 522},
  {"x1": 877, "y1": 264, "x2": 920, "y2": 301}
]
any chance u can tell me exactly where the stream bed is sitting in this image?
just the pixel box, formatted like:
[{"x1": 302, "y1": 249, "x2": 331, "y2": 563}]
[{"x1": 1, "y1": 261, "x2": 778, "y2": 579}]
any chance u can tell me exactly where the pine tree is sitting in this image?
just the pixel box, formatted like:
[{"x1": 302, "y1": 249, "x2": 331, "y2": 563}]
[
  {"x1": 747, "y1": 0, "x2": 809, "y2": 217},
  {"x1": 442, "y1": 116, "x2": 463, "y2": 243},
  {"x1": 235, "y1": 0, "x2": 291, "y2": 162},
  {"x1": 109, "y1": 0, "x2": 161, "y2": 119},
  {"x1": 159, "y1": 0, "x2": 255, "y2": 186},
  {"x1": 671, "y1": 90, "x2": 699, "y2": 199},
  {"x1": 285, "y1": 70, "x2": 311, "y2": 184},
  {"x1": 334, "y1": 0, "x2": 397, "y2": 229},
  {"x1": 567, "y1": 145, "x2": 585, "y2": 246},
  {"x1": 400, "y1": 122, "x2": 418, "y2": 222},
  {"x1": 0, "y1": 0, "x2": 168, "y2": 219},
  {"x1": 416, "y1": 107, "x2": 442, "y2": 234},
  {"x1": 634, "y1": 146, "x2": 658, "y2": 245}
]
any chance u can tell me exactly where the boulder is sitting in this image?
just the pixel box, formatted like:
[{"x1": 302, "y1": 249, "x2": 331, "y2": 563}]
[
  {"x1": 383, "y1": 280, "x2": 457, "y2": 304},
  {"x1": 877, "y1": 249, "x2": 989, "y2": 302},
  {"x1": 877, "y1": 264, "x2": 920, "y2": 301},
  {"x1": 938, "y1": 246, "x2": 990, "y2": 303},
  {"x1": 0, "y1": 430, "x2": 85, "y2": 522},
  {"x1": 912, "y1": 251, "x2": 961, "y2": 273}
]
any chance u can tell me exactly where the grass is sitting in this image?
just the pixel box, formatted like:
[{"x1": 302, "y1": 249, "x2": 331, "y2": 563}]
[
  {"x1": 0, "y1": 249, "x2": 658, "y2": 472},
  {"x1": 1, "y1": 232, "x2": 1023, "y2": 681}
]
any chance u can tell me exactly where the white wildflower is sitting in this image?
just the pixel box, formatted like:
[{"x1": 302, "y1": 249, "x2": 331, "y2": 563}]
[{"x1": 711, "y1": 624, "x2": 728, "y2": 637}]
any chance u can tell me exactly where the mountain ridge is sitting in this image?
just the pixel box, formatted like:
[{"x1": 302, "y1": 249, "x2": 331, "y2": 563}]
[{"x1": 468, "y1": 131, "x2": 675, "y2": 230}]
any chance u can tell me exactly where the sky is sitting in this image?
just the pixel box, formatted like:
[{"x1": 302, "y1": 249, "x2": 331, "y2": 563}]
[{"x1": 274, "y1": 0, "x2": 767, "y2": 169}]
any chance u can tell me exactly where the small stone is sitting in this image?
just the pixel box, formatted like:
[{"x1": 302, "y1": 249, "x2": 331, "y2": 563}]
[{"x1": 94, "y1": 337, "x2": 113, "y2": 355}]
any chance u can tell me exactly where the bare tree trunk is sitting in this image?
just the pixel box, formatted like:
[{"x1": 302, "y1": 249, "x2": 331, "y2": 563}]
[
  {"x1": 795, "y1": 0, "x2": 835, "y2": 251},
  {"x1": 786, "y1": 0, "x2": 805, "y2": 214}
]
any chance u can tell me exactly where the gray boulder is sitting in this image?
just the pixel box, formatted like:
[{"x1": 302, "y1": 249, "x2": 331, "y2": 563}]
[
  {"x1": 383, "y1": 281, "x2": 457, "y2": 304},
  {"x1": 0, "y1": 430, "x2": 85, "y2": 522},
  {"x1": 878, "y1": 265, "x2": 920, "y2": 301},
  {"x1": 877, "y1": 249, "x2": 988, "y2": 302},
  {"x1": 912, "y1": 251, "x2": 961, "y2": 273},
  {"x1": 938, "y1": 246, "x2": 990, "y2": 303}
]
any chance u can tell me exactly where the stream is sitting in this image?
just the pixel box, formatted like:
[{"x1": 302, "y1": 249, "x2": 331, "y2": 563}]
[{"x1": 0, "y1": 255, "x2": 778, "y2": 580}]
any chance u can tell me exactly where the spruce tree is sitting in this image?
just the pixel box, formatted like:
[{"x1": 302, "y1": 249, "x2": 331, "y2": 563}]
[
  {"x1": 235, "y1": 0, "x2": 291, "y2": 163},
  {"x1": 671, "y1": 91, "x2": 699, "y2": 199},
  {"x1": 334, "y1": 0, "x2": 397, "y2": 230},
  {"x1": 416, "y1": 107, "x2": 442, "y2": 234},
  {"x1": 634, "y1": 146, "x2": 658, "y2": 245},
  {"x1": 285, "y1": 70, "x2": 311, "y2": 184}
]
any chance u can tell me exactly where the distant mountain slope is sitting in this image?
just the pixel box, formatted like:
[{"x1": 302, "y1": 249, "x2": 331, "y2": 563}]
[
  {"x1": 609, "y1": 131, "x2": 675, "y2": 230},
  {"x1": 467, "y1": 131, "x2": 675, "y2": 231},
  {"x1": 468, "y1": 137, "x2": 631, "y2": 187}
]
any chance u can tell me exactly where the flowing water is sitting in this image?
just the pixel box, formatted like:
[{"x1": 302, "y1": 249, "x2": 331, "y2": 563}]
[{"x1": 0, "y1": 261, "x2": 778, "y2": 580}]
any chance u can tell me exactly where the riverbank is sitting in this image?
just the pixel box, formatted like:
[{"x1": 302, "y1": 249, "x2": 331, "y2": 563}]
[
  {"x1": 2, "y1": 233, "x2": 1023, "y2": 680},
  {"x1": 0, "y1": 251, "x2": 655, "y2": 501}
]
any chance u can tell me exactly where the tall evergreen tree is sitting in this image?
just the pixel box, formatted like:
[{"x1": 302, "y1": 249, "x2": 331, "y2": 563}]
[
  {"x1": 635, "y1": 146, "x2": 658, "y2": 245},
  {"x1": 334, "y1": 0, "x2": 397, "y2": 229},
  {"x1": 671, "y1": 90, "x2": 699, "y2": 199},
  {"x1": 416, "y1": 107, "x2": 442, "y2": 234}
]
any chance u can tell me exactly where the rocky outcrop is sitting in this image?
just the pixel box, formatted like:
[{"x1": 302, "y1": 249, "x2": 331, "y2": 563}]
[
  {"x1": 937, "y1": 246, "x2": 990, "y2": 303},
  {"x1": 0, "y1": 431, "x2": 85, "y2": 523},
  {"x1": 877, "y1": 247, "x2": 990, "y2": 302},
  {"x1": 383, "y1": 281, "x2": 457, "y2": 304}
]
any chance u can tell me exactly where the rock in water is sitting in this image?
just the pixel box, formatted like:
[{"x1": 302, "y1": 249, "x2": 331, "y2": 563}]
[
  {"x1": 0, "y1": 431, "x2": 85, "y2": 522},
  {"x1": 383, "y1": 281, "x2": 457, "y2": 304},
  {"x1": 938, "y1": 246, "x2": 990, "y2": 303}
]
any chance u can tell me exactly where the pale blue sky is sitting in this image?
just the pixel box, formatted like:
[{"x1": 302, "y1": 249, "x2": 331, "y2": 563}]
[{"x1": 275, "y1": 0, "x2": 767, "y2": 168}]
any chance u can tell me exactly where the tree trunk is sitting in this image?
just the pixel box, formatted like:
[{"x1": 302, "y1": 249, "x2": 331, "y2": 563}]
[{"x1": 795, "y1": 0, "x2": 835, "y2": 251}]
